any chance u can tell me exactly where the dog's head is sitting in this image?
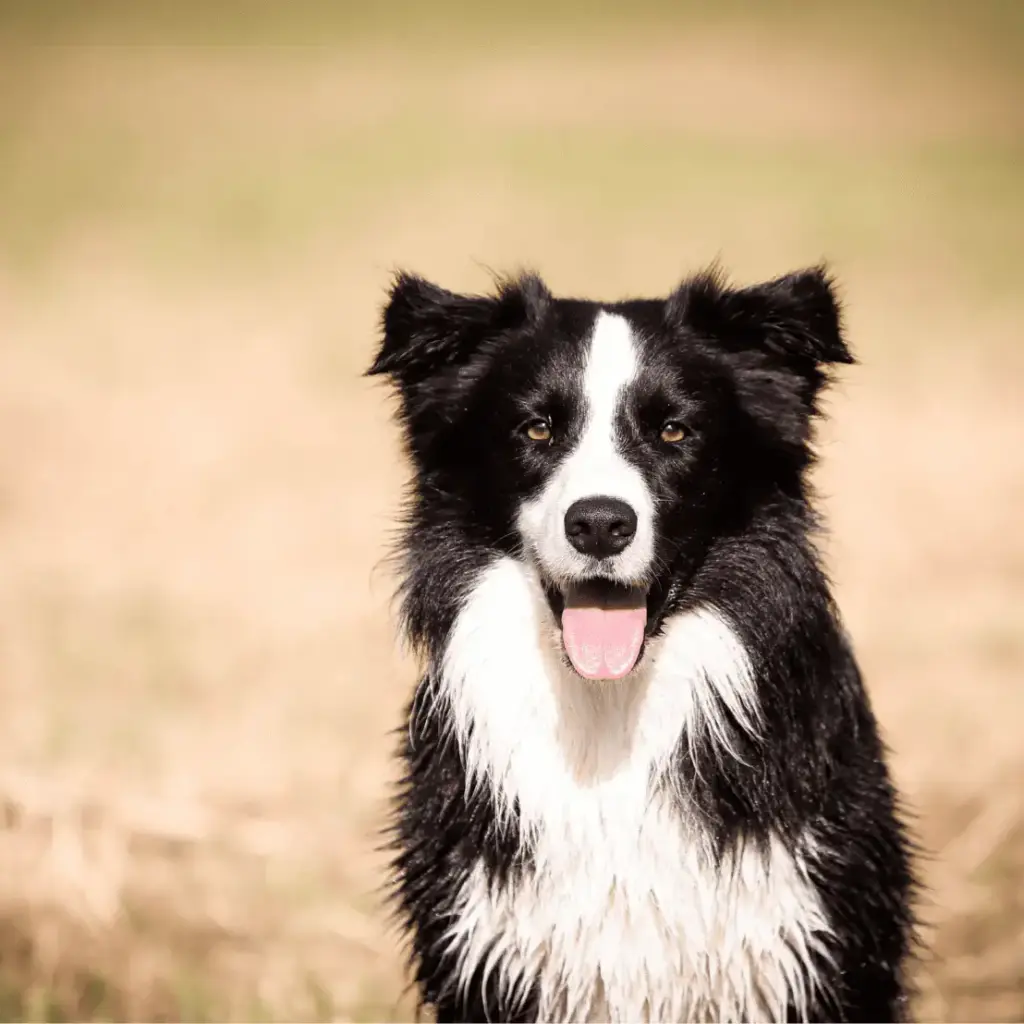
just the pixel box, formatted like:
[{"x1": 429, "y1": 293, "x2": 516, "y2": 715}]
[{"x1": 368, "y1": 267, "x2": 851, "y2": 680}]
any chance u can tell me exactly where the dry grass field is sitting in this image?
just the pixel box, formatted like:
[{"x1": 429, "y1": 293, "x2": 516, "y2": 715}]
[{"x1": 0, "y1": 3, "x2": 1021, "y2": 1020}]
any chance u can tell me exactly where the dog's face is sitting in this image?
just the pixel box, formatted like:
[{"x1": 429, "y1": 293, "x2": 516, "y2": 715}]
[{"x1": 369, "y1": 268, "x2": 850, "y2": 680}]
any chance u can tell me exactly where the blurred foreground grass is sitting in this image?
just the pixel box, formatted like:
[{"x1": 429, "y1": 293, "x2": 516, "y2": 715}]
[{"x1": 0, "y1": 2, "x2": 1022, "y2": 1020}]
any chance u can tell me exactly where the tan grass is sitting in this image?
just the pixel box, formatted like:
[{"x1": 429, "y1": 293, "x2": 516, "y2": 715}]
[{"x1": 0, "y1": 10, "x2": 1021, "y2": 1021}]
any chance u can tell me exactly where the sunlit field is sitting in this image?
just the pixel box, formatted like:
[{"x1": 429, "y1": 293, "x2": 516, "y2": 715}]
[{"x1": 0, "y1": 3, "x2": 1021, "y2": 1020}]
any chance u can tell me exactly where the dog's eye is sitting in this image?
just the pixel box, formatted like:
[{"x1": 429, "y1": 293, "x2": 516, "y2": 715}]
[
  {"x1": 525, "y1": 419, "x2": 552, "y2": 442},
  {"x1": 660, "y1": 421, "x2": 686, "y2": 444}
]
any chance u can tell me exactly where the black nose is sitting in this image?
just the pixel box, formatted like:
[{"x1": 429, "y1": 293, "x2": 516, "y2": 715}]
[{"x1": 564, "y1": 497, "x2": 638, "y2": 558}]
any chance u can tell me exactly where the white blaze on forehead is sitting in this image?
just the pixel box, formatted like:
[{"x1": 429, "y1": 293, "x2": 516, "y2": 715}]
[
  {"x1": 583, "y1": 310, "x2": 637, "y2": 450},
  {"x1": 518, "y1": 310, "x2": 656, "y2": 583}
]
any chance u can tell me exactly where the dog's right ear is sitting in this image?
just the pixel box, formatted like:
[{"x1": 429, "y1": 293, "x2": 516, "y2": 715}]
[{"x1": 367, "y1": 271, "x2": 550, "y2": 392}]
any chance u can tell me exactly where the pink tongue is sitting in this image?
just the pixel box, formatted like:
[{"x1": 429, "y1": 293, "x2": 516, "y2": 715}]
[{"x1": 561, "y1": 606, "x2": 647, "y2": 680}]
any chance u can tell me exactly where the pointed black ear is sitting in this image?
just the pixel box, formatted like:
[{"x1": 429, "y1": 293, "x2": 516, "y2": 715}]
[
  {"x1": 667, "y1": 265, "x2": 852, "y2": 370},
  {"x1": 667, "y1": 266, "x2": 853, "y2": 450},
  {"x1": 367, "y1": 271, "x2": 550, "y2": 391}
]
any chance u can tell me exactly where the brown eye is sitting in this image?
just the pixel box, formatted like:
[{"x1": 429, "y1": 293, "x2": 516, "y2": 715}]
[
  {"x1": 660, "y1": 421, "x2": 686, "y2": 444},
  {"x1": 526, "y1": 419, "x2": 552, "y2": 442}
]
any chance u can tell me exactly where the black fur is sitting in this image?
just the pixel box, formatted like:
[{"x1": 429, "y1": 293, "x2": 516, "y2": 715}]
[{"x1": 369, "y1": 265, "x2": 916, "y2": 1023}]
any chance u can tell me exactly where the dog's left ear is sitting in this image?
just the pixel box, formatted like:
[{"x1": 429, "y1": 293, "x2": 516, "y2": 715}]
[
  {"x1": 667, "y1": 265, "x2": 853, "y2": 444},
  {"x1": 667, "y1": 265, "x2": 851, "y2": 370}
]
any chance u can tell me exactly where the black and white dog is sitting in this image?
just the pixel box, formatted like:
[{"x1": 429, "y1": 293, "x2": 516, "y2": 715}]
[{"x1": 368, "y1": 265, "x2": 915, "y2": 1023}]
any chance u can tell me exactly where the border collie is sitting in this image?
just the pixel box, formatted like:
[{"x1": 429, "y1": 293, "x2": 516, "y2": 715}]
[{"x1": 368, "y1": 265, "x2": 915, "y2": 1023}]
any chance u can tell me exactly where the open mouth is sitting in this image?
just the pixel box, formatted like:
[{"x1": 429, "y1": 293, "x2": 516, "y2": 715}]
[{"x1": 545, "y1": 578, "x2": 649, "y2": 681}]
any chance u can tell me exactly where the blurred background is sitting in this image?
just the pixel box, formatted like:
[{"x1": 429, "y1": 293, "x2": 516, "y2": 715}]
[{"x1": 0, "y1": 1, "x2": 1021, "y2": 1020}]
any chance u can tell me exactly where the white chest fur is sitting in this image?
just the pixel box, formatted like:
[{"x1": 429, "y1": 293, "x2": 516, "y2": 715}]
[{"x1": 435, "y1": 558, "x2": 832, "y2": 1023}]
